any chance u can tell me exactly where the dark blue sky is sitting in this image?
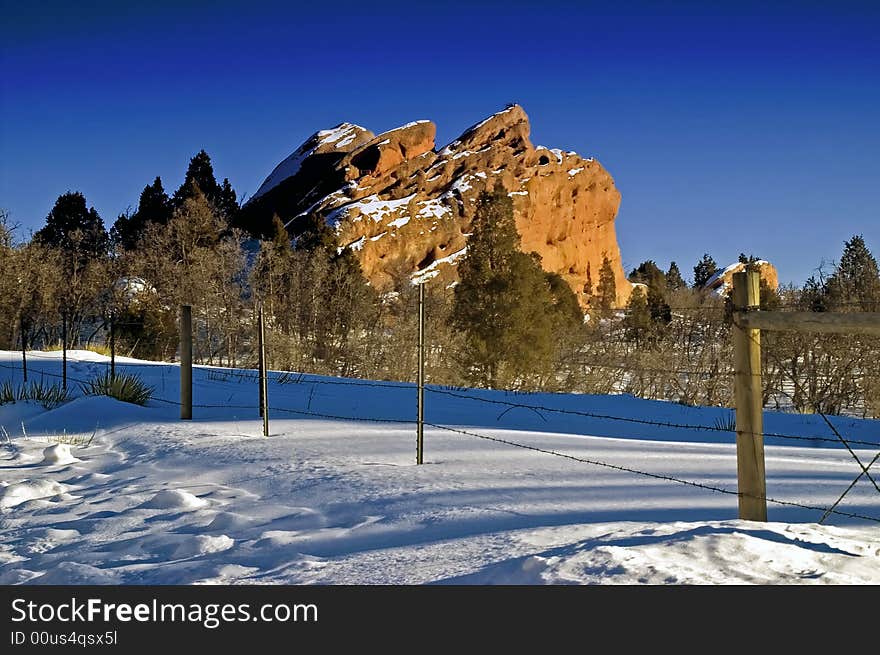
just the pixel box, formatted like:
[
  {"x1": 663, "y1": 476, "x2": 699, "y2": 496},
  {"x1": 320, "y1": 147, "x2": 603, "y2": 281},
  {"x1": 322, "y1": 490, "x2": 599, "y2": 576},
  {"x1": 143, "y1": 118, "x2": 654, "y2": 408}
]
[{"x1": 2, "y1": 0, "x2": 878, "y2": 285}]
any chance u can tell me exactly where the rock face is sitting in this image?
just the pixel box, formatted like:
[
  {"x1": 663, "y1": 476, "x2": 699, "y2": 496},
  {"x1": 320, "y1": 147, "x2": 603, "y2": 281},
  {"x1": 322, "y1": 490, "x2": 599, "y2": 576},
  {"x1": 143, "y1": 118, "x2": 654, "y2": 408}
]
[
  {"x1": 241, "y1": 105, "x2": 632, "y2": 307},
  {"x1": 705, "y1": 261, "x2": 780, "y2": 295}
]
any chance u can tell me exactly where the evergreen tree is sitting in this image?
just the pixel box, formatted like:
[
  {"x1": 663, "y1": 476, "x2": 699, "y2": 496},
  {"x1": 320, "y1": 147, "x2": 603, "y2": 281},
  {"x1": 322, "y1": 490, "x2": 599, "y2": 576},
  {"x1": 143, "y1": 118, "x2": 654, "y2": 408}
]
[
  {"x1": 629, "y1": 259, "x2": 671, "y2": 326},
  {"x1": 595, "y1": 254, "x2": 617, "y2": 315},
  {"x1": 34, "y1": 191, "x2": 108, "y2": 262},
  {"x1": 693, "y1": 253, "x2": 719, "y2": 289},
  {"x1": 624, "y1": 285, "x2": 651, "y2": 346},
  {"x1": 172, "y1": 150, "x2": 223, "y2": 209},
  {"x1": 452, "y1": 185, "x2": 556, "y2": 388},
  {"x1": 546, "y1": 272, "x2": 583, "y2": 329},
  {"x1": 629, "y1": 260, "x2": 666, "y2": 289},
  {"x1": 826, "y1": 235, "x2": 880, "y2": 310},
  {"x1": 800, "y1": 275, "x2": 829, "y2": 312},
  {"x1": 294, "y1": 212, "x2": 336, "y2": 253},
  {"x1": 647, "y1": 285, "x2": 672, "y2": 324},
  {"x1": 666, "y1": 261, "x2": 686, "y2": 292},
  {"x1": 217, "y1": 178, "x2": 239, "y2": 220},
  {"x1": 582, "y1": 261, "x2": 594, "y2": 302},
  {"x1": 111, "y1": 177, "x2": 171, "y2": 250}
]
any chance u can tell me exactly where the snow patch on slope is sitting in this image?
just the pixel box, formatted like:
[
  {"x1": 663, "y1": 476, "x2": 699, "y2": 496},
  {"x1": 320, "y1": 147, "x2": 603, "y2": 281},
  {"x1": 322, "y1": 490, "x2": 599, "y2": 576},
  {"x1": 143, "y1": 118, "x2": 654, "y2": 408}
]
[{"x1": 251, "y1": 123, "x2": 366, "y2": 201}]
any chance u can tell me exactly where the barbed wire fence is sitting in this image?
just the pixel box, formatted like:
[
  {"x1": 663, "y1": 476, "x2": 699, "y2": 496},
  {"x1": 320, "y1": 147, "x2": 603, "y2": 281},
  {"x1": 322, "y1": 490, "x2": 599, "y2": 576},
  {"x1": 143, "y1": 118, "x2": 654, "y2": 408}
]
[
  {"x1": 1, "y1": 352, "x2": 878, "y2": 527},
  {"x1": 2, "y1": 281, "x2": 880, "y2": 526}
]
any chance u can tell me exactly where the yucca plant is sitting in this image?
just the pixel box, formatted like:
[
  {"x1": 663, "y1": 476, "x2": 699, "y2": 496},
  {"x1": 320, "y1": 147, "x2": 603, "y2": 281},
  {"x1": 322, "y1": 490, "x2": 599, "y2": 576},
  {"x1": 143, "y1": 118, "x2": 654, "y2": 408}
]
[
  {"x1": 0, "y1": 379, "x2": 70, "y2": 409},
  {"x1": 713, "y1": 413, "x2": 736, "y2": 432},
  {"x1": 80, "y1": 372, "x2": 154, "y2": 406},
  {"x1": 0, "y1": 381, "x2": 15, "y2": 405}
]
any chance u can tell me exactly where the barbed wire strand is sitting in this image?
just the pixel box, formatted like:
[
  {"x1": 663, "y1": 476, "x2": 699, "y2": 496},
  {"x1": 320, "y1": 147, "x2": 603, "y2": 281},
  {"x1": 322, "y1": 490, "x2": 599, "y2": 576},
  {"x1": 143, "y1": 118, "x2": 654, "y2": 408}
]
[
  {"x1": 819, "y1": 451, "x2": 880, "y2": 524},
  {"x1": 817, "y1": 411, "x2": 880, "y2": 494},
  {"x1": 424, "y1": 386, "x2": 880, "y2": 448},
  {"x1": 424, "y1": 421, "x2": 880, "y2": 524},
  {"x1": 2, "y1": 359, "x2": 877, "y2": 448},
  {"x1": 3, "y1": 359, "x2": 878, "y2": 523}
]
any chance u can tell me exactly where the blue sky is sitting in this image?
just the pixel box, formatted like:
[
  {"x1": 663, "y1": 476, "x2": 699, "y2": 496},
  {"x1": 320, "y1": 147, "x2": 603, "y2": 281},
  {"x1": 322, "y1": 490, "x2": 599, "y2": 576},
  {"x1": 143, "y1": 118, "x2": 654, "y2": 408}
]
[{"x1": 2, "y1": 0, "x2": 878, "y2": 285}]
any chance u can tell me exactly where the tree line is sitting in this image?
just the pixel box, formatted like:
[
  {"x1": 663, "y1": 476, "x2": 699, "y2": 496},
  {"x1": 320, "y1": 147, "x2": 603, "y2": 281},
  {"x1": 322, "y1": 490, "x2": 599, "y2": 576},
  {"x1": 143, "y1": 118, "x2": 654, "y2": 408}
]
[{"x1": 1, "y1": 152, "x2": 878, "y2": 418}]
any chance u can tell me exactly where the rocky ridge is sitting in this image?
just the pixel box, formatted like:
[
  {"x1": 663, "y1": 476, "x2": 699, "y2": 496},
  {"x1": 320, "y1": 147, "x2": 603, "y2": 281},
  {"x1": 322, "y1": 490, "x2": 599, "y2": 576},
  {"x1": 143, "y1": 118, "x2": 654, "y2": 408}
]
[{"x1": 241, "y1": 105, "x2": 632, "y2": 307}]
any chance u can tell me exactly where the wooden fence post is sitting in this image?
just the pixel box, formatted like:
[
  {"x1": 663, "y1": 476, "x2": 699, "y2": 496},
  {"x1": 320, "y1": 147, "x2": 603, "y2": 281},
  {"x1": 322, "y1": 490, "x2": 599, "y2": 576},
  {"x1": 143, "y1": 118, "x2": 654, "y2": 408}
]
[
  {"x1": 180, "y1": 305, "x2": 192, "y2": 420},
  {"x1": 417, "y1": 283, "x2": 425, "y2": 465},
  {"x1": 109, "y1": 314, "x2": 116, "y2": 382},
  {"x1": 20, "y1": 316, "x2": 27, "y2": 383},
  {"x1": 257, "y1": 305, "x2": 269, "y2": 437},
  {"x1": 732, "y1": 270, "x2": 767, "y2": 521},
  {"x1": 62, "y1": 313, "x2": 67, "y2": 391}
]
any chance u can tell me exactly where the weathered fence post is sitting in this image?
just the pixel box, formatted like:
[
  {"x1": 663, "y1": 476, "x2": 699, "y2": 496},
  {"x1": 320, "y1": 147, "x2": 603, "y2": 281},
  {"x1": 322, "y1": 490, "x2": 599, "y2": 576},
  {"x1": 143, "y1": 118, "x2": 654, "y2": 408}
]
[
  {"x1": 180, "y1": 305, "x2": 192, "y2": 420},
  {"x1": 258, "y1": 305, "x2": 269, "y2": 437},
  {"x1": 62, "y1": 312, "x2": 67, "y2": 390},
  {"x1": 20, "y1": 317, "x2": 27, "y2": 383},
  {"x1": 109, "y1": 313, "x2": 116, "y2": 382},
  {"x1": 417, "y1": 283, "x2": 425, "y2": 465},
  {"x1": 732, "y1": 270, "x2": 767, "y2": 521}
]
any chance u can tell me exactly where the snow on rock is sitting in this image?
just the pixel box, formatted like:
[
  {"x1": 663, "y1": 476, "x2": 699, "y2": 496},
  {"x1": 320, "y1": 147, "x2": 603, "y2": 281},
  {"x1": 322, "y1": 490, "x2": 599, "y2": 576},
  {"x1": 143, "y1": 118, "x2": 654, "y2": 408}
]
[
  {"x1": 142, "y1": 489, "x2": 209, "y2": 511},
  {"x1": 411, "y1": 247, "x2": 468, "y2": 285},
  {"x1": 0, "y1": 480, "x2": 70, "y2": 509},
  {"x1": 250, "y1": 123, "x2": 371, "y2": 202},
  {"x1": 328, "y1": 194, "x2": 416, "y2": 226},
  {"x1": 704, "y1": 260, "x2": 779, "y2": 296},
  {"x1": 250, "y1": 143, "x2": 316, "y2": 202},
  {"x1": 41, "y1": 443, "x2": 80, "y2": 466},
  {"x1": 416, "y1": 199, "x2": 452, "y2": 221},
  {"x1": 247, "y1": 104, "x2": 631, "y2": 307}
]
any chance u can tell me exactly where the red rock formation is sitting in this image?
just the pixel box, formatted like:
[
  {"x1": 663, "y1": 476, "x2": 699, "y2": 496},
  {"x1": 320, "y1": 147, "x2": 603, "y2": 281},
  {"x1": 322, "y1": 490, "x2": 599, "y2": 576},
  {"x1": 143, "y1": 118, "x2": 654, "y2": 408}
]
[
  {"x1": 705, "y1": 261, "x2": 780, "y2": 295},
  {"x1": 245, "y1": 105, "x2": 632, "y2": 307}
]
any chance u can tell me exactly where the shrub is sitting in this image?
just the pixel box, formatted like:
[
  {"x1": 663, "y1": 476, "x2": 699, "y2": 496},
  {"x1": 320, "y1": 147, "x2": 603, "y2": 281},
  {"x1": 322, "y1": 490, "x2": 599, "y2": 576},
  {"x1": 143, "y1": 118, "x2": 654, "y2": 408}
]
[
  {"x1": 0, "y1": 379, "x2": 71, "y2": 409},
  {"x1": 80, "y1": 372, "x2": 154, "y2": 405}
]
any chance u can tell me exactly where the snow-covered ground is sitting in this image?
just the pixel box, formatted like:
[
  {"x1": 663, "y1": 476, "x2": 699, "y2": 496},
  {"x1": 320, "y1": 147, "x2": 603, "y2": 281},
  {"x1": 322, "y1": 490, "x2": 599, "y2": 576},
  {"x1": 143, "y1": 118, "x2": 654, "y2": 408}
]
[{"x1": 1, "y1": 350, "x2": 878, "y2": 585}]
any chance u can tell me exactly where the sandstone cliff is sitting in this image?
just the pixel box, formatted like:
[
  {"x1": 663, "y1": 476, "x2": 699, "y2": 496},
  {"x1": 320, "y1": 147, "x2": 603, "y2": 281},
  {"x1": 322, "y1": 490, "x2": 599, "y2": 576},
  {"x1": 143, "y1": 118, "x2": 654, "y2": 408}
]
[{"x1": 241, "y1": 105, "x2": 632, "y2": 307}]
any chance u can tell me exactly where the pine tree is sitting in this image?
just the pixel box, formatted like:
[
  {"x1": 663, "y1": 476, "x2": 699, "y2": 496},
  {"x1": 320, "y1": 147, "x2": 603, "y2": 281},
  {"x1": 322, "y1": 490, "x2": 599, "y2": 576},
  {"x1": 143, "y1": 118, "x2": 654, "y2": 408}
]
[
  {"x1": 595, "y1": 254, "x2": 617, "y2": 315},
  {"x1": 34, "y1": 191, "x2": 108, "y2": 262},
  {"x1": 629, "y1": 260, "x2": 666, "y2": 289},
  {"x1": 666, "y1": 261, "x2": 685, "y2": 292},
  {"x1": 800, "y1": 275, "x2": 829, "y2": 312},
  {"x1": 647, "y1": 285, "x2": 672, "y2": 325},
  {"x1": 172, "y1": 150, "x2": 223, "y2": 209},
  {"x1": 692, "y1": 253, "x2": 719, "y2": 289},
  {"x1": 294, "y1": 212, "x2": 336, "y2": 253},
  {"x1": 452, "y1": 184, "x2": 556, "y2": 388},
  {"x1": 582, "y1": 261, "x2": 593, "y2": 302},
  {"x1": 628, "y1": 259, "x2": 671, "y2": 326},
  {"x1": 217, "y1": 178, "x2": 239, "y2": 220},
  {"x1": 826, "y1": 235, "x2": 880, "y2": 310},
  {"x1": 624, "y1": 285, "x2": 651, "y2": 346},
  {"x1": 111, "y1": 177, "x2": 171, "y2": 250},
  {"x1": 545, "y1": 271, "x2": 584, "y2": 340}
]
